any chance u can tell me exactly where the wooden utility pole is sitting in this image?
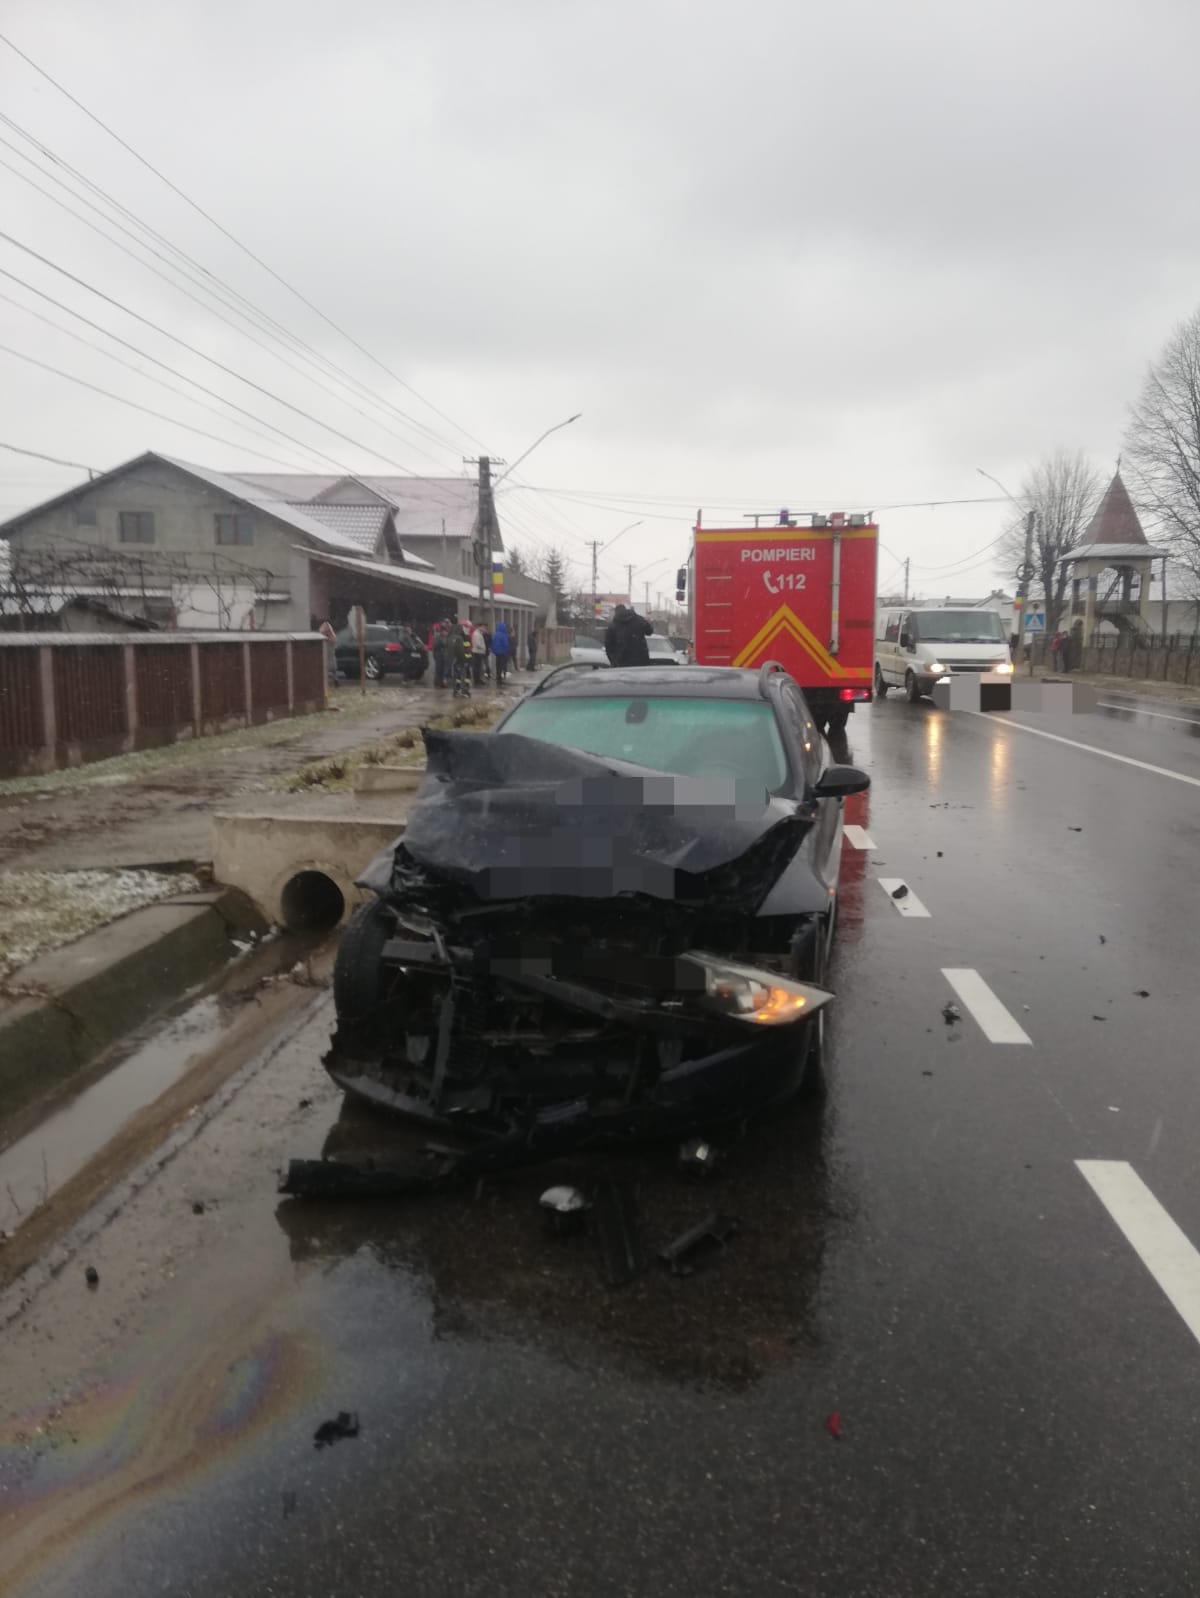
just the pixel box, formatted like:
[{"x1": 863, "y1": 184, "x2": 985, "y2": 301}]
[
  {"x1": 903, "y1": 557, "x2": 910, "y2": 603},
  {"x1": 465, "y1": 455, "x2": 504, "y2": 627}
]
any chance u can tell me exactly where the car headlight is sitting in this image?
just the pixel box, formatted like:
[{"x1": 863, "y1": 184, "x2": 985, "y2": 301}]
[
  {"x1": 927, "y1": 661, "x2": 947, "y2": 675},
  {"x1": 680, "y1": 952, "x2": 834, "y2": 1027},
  {"x1": 994, "y1": 661, "x2": 1014, "y2": 674}
]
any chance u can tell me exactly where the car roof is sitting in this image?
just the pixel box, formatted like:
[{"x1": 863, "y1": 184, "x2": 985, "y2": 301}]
[{"x1": 523, "y1": 664, "x2": 793, "y2": 702}]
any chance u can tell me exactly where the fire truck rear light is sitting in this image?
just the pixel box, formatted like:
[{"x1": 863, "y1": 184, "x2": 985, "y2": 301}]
[{"x1": 838, "y1": 688, "x2": 870, "y2": 702}]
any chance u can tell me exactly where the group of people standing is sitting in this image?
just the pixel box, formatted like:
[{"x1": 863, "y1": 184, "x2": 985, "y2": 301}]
[{"x1": 427, "y1": 616, "x2": 536, "y2": 696}]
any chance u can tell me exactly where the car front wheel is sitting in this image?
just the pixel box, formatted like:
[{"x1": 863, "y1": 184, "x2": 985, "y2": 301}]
[{"x1": 905, "y1": 669, "x2": 923, "y2": 703}]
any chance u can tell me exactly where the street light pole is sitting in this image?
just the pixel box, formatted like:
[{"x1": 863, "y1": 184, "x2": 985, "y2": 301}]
[{"x1": 492, "y1": 413, "x2": 581, "y2": 487}]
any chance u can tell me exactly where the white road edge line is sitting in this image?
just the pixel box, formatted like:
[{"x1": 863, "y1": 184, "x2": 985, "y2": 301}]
[
  {"x1": 1097, "y1": 701, "x2": 1200, "y2": 726},
  {"x1": 966, "y1": 712, "x2": 1200, "y2": 788},
  {"x1": 877, "y1": 878, "x2": 930, "y2": 918},
  {"x1": 941, "y1": 967, "x2": 1032, "y2": 1044},
  {"x1": 843, "y1": 825, "x2": 876, "y2": 850},
  {"x1": 1076, "y1": 1160, "x2": 1200, "y2": 1351}
]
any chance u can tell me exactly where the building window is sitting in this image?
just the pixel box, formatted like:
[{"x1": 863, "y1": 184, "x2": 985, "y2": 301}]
[
  {"x1": 462, "y1": 548, "x2": 473, "y2": 577},
  {"x1": 118, "y1": 511, "x2": 155, "y2": 544},
  {"x1": 215, "y1": 512, "x2": 253, "y2": 546}
]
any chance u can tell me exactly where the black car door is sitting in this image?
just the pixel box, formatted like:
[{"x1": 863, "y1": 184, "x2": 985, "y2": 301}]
[{"x1": 781, "y1": 683, "x2": 841, "y2": 887}]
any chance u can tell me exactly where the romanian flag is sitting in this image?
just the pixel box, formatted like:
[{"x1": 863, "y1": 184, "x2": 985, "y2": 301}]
[{"x1": 492, "y1": 557, "x2": 504, "y2": 593}]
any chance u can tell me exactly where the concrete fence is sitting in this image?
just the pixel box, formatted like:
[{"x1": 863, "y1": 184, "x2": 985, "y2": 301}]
[
  {"x1": 1023, "y1": 631, "x2": 1200, "y2": 687},
  {"x1": 0, "y1": 632, "x2": 327, "y2": 777}
]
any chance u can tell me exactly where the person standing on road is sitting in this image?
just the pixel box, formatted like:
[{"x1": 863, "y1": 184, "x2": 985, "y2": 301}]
[
  {"x1": 492, "y1": 619, "x2": 511, "y2": 684},
  {"x1": 450, "y1": 619, "x2": 472, "y2": 697},
  {"x1": 471, "y1": 620, "x2": 487, "y2": 687},
  {"x1": 604, "y1": 603, "x2": 654, "y2": 667},
  {"x1": 431, "y1": 623, "x2": 448, "y2": 689},
  {"x1": 318, "y1": 618, "x2": 338, "y2": 688},
  {"x1": 1050, "y1": 630, "x2": 1064, "y2": 672}
]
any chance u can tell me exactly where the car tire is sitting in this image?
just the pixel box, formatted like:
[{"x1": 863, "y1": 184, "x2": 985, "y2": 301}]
[
  {"x1": 364, "y1": 654, "x2": 383, "y2": 682},
  {"x1": 790, "y1": 916, "x2": 830, "y2": 1091},
  {"x1": 905, "y1": 669, "x2": 923, "y2": 703},
  {"x1": 333, "y1": 897, "x2": 397, "y2": 1040},
  {"x1": 874, "y1": 663, "x2": 888, "y2": 698}
]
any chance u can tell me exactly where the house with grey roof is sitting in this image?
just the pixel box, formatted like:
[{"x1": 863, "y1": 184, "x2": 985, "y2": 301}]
[{"x1": 0, "y1": 453, "x2": 537, "y2": 649}]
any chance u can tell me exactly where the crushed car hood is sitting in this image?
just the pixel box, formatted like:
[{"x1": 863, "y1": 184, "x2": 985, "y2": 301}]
[{"x1": 390, "y1": 729, "x2": 810, "y2": 907}]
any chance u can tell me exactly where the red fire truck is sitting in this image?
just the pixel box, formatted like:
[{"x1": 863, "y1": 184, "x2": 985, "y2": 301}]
[{"x1": 680, "y1": 509, "x2": 879, "y2": 735}]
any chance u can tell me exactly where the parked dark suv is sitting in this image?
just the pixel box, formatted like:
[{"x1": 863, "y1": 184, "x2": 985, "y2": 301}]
[{"x1": 335, "y1": 624, "x2": 427, "y2": 682}]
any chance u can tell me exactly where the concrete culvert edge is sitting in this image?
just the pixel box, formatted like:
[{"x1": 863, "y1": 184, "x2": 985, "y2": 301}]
[{"x1": 279, "y1": 871, "x2": 346, "y2": 933}]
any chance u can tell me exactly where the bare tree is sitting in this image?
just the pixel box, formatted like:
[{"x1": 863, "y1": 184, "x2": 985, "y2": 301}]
[
  {"x1": 1123, "y1": 309, "x2": 1200, "y2": 593},
  {"x1": 995, "y1": 450, "x2": 1101, "y2": 633}
]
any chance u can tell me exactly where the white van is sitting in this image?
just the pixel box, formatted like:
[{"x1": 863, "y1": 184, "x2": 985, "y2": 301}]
[{"x1": 874, "y1": 607, "x2": 1014, "y2": 702}]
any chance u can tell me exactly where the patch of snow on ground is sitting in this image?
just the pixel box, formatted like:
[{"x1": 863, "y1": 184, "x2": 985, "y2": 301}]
[{"x1": 0, "y1": 869, "x2": 200, "y2": 981}]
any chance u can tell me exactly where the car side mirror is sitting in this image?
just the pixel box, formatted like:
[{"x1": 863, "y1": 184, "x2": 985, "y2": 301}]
[
  {"x1": 813, "y1": 764, "x2": 871, "y2": 799},
  {"x1": 899, "y1": 631, "x2": 911, "y2": 649}
]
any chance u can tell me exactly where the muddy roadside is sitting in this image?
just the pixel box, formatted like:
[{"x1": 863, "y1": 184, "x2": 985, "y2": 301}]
[{"x1": 0, "y1": 679, "x2": 518, "y2": 874}]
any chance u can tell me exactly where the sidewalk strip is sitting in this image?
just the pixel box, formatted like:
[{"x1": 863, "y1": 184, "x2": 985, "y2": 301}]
[
  {"x1": 968, "y1": 713, "x2": 1200, "y2": 789},
  {"x1": 843, "y1": 825, "x2": 876, "y2": 850},
  {"x1": 941, "y1": 968, "x2": 1032, "y2": 1044},
  {"x1": 1076, "y1": 1160, "x2": 1200, "y2": 1351},
  {"x1": 877, "y1": 878, "x2": 930, "y2": 918}
]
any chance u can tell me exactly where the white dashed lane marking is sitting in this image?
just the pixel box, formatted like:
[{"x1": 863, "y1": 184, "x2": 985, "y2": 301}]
[
  {"x1": 877, "y1": 878, "x2": 930, "y2": 918},
  {"x1": 1097, "y1": 701, "x2": 1200, "y2": 726},
  {"x1": 1077, "y1": 1161, "x2": 1200, "y2": 1351},
  {"x1": 843, "y1": 825, "x2": 876, "y2": 850},
  {"x1": 968, "y1": 712, "x2": 1200, "y2": 789},
  {"x1": 941, "y1": 968, "x2": 1032, "y2": 1044}
]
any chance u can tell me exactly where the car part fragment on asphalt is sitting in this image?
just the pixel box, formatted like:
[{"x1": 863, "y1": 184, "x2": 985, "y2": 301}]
[
  {"x1": 825, "y1": 1411, "x2": 843, "y2": 1441},
  {"x1": 658, "y1": 1212, "x2": 741, "y2": 1276},
  {"x1": 593, "y1": 1179, "x2": 646, "y2": 1287},
  {"x1": 313, "y1": 1411, "x2": 360, "y2": 1449},
  {"x1": 677, "y1": 1137, "x2": 722, "y2": 1179},
  {"x1": 942, "y1": 1002, "x2": 961, "y2": 1024},
  {"x1": 891, "y1": 883, "x2": 909, "y2": 900},
  {"x1": 540, "y1": 1184, "x2": 589, "y2": 1236},
  {"x1": 84, "y1": 1265, "x2": 99, "y2": 1288}
]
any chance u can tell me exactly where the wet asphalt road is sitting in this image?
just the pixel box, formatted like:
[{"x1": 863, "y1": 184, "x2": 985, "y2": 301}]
[{"x1": 3, "y1": 688, "x2": 1200, "y2": 1597}]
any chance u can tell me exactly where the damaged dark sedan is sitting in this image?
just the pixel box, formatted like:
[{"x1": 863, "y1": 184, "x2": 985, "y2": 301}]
[{"x1": 325, "y1": 662, "x2": 869, "y2": 1152}]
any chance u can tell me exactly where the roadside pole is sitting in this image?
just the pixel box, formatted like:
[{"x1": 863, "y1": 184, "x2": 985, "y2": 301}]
[
  {"x1": 357, "y1": 607, "x2": 365, "y2": 696},
  {"x1": 1013, "y1": 509, "x2": 1036, "y2": 655}
]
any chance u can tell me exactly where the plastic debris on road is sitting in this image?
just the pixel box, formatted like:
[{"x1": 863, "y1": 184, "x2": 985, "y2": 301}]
[{"x1": 314, "y1": 1411, "x2": 360, "y2": 1449}]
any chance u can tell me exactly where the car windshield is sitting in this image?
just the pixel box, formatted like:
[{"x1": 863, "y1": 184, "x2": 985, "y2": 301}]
[
  {"x1": 501, "y1": 695, "x2": 790, "y2": 790},
  {"x1": 911, "y1": 610, "x2": 1007, "y2": 644},
  {"x1": 647, "y1": 636, "x2": 673, "y2": 655}
]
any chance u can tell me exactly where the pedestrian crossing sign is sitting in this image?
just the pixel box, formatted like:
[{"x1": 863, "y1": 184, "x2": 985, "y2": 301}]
[{"x1": 1023, "y1": 611, "x2": 1045, "y2": 633}]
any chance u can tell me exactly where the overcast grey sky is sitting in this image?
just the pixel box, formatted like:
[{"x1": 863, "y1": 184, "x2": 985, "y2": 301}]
[{"x1": 2, "y1": 0, "x2": 1198, "y2": 602}]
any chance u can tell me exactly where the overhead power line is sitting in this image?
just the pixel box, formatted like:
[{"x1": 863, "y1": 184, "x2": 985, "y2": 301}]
[
  {"x1": 0, "y1": 30, "x2": 488, "y2": 456},
  {"x1": 0, "y1": 265, "x2": 437, "y2": 484},
  {"x1": 0, "y1": 440, "x2": 96, "y2": 472},
  {"x1": 0, "y1": 341, "x2": 315, "y2": 469},
  {"x1": 0, "y1": 229, "x2": 434, "y2": 477},
  {"x1": 0, "y1": 120, "x2": 471, "y2": 468},
  {"x1": 0, "y1": 283, "x2": 338, "y2": 466}
]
